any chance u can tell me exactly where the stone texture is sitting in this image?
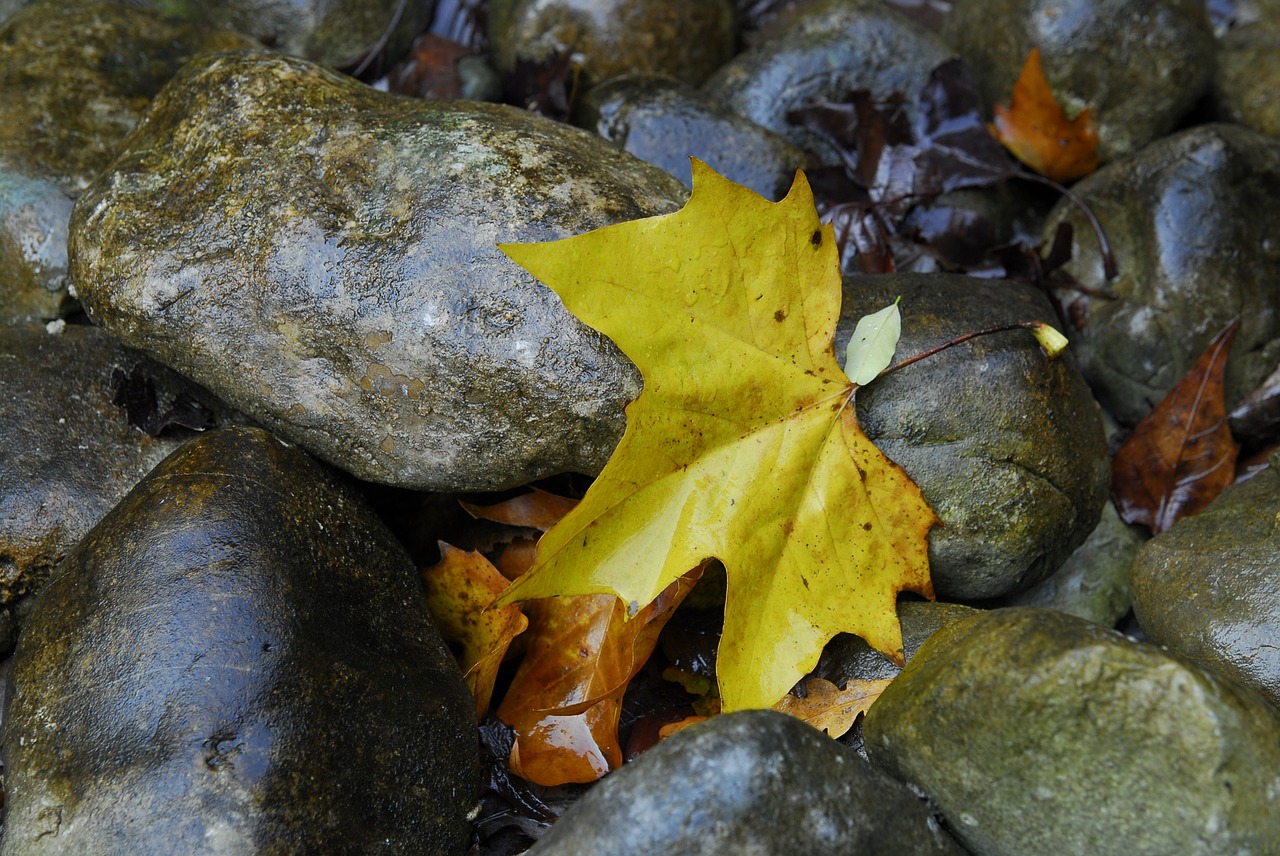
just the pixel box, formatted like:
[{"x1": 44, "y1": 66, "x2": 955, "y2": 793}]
[
  {"x1": 1130, "y1": 455, "x2": 1280, "y2": 707},
  {"x1": 841, "y1": 273, "x2": 1110, "y2": 600},
  {"x1": 943, "y1": 0, "x2": 1215, "y2": 161},
  {"x1": 529, "y1": 710, "x2": 963, "y2": 855},
  {"x1": 1043, "y1": 124, "x2": 1280, "y2": 425},
  {"x1": 70, "y1": 50, "x2": 686, "y2": 492},
  {"x1": 0, "y1": 165, "x2": 75, "y2": 324},
  {"x1": 0, "y1": 323, "x2": 241, "y2": 654},
  {"x1": 1216, "y1": 17, "x2": 1280, "y2": 138},
  {"x1": 864, "y1": 608, "x2": 1280, "y2": 856},
  {"x1": 575, "y1": 74, "x2": 809, "y2": 201},
  {"x1": 488, "y1": 0, "x2": 736, "y2": 87},
  {"x1": 703, "y1": 0, "x2": 952, "y2": 160},
  {"x1": 0, "y1": 1, "x2": 255, "y2": 194},
  {"x1": 1, "y1": 427, "x2": 479, "y2": 855}
]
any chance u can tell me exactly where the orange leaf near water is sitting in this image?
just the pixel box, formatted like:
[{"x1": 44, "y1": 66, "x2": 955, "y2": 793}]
[
  {"x1": 990, "y1": 48, "x2": 1099, "y2": 181},
  {"x1": 1112, "y1": 320, "x2": 1241, "y2": 534},
  {"x1": 421, "y1": 543, "x2": 528, "y2": 718},
  {"x1": 497, "y1": 570, "x2": 701, "y2": 786},
  {"x1": 461, "y1": 487, "x2": 581, "y2": 532},
  {"x1": 772, "y1": 677, "x2": 893, "y2": 738}
]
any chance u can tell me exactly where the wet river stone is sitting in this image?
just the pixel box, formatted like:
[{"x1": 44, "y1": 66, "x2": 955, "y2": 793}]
[
  {"x1": 0, "y1": 165, "x2": 75, "y2": 324},
  {"x1": 0, "y1": 1, "x2": 256, "y2": 194},
  {"x1": 1216, "y1": 16, "x2": 1280, "y2": 137},
  {"x1": 529, "y1": 710, "x2": 963, "y2": 855},
  {"x1": 864, "y1": 608, "x2": 1280, "y2": 856},
  {"x1": 943, "y1": 0, "x2": 1214, "y2": 161},
  {"x1": 1129, "y1": 453, "x2": 1280, "y2": 707},
  {"x1": 488, "y1": 0, "x2": 736, "y2": 87},
  {"x1": 840, "y1": 274, "x2": 1110, "y2": 600},
  {"x1": 0, "y1": 323, "x2": 240, "y2": 655},
  {"x1": 1044, "y1": 123, "x2": 1280, "y2": 425},
  {"x1": 1, "y1": 427, "x2": 479, "y2": 854},
  {"x1": 70, "y1": 49, "x2": 686, "y2": 493},
  {"x1": 702, "y1": 0, "x2": 952, "y2": 159},
  {"x1": 149, "y1": 0, "x2": 429, "y2": 70},
  {"x1": 574, "y1": 75, "x2": 809, "y2": 201}
]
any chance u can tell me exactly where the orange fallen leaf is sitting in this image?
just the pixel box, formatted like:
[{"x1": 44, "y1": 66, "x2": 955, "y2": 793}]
[
  {"x1": 772, "y1": 676, "x2": 894, "y2": 738},
  {"x1": 1112, "y1": 320, "x2": 1240, "y2": 534},
  {"x1": 990, "y1": 48, "x2": 1099, "y2": 181},
  {"x1": 421, "y1": 542, "x2": 528, "y2": 718},
  {"x1": 498, "y1": 570, "x2": 701, "y2": 786},
  {"x1": 657, "y1": 715, "x2": 711, "y2": 741},
  {"x1": 462, "y1": 487, "x2": 580, "y2": 531}
]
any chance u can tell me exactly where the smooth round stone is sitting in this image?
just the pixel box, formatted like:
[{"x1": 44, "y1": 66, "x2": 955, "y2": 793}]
[
  {"x1": 575, "y1": 74, "x2": 809, "y2": 201},
  {"x1": 943, "y1": 0, "x2": 1215, "y2": 161},
  {"x1": 0, "y1": 0, "x2": 256, "y2": 194},
  {"x1": 0, "y1": 323, "x2": 240, "y2": 654},
  {"x1": 1130, "y1": 456, "x2": 1280, "y2": 707},
  {"x1": 1216, "y1": 17, "x2": 1280, "y2": 137},
  {"x1": 1043, "y1": 123, "x2": 1280, "y2": 425},
  {"x1": 489, "y1": 0, "x2": 736, "y2": 86},
  {"x1": 702, "y1": 0, "x2": 952, "y2": 159},
  {"x1": 0, "y1": 164, "x2": 74, "y2": 324},
  {"x1": 1, "y1": 427, "x2": 479, "y2": 855},
  {"x1": 864, "y1": 608, "x2": 1280, "y2": 856},
  {"x1": 528, "y1": 710, "x2": 964, "y2": 855},
  {"x1": 70, "y1": 50, "x2": 686, "y2": 493},
  {"x1": 149, "y1": 0, "x2": 429, "y2": 70},
  {"x1": 840, "y1": 273, "x2": 1110, "y2": 600}
]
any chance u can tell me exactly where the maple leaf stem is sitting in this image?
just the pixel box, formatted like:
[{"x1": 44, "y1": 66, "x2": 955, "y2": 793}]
[
  {"x1": 876, "y1": 321, "x2": 1064, "y2": 380},
  {"x1": 1014, "y1": 171, "x2": 1117, "y2": 280}
]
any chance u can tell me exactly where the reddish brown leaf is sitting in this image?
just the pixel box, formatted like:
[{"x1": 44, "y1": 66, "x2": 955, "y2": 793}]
[
  {"x1": 422, "y1": 543, "x2": 528, "y2": 718},
  {"x1": 772, "y1": 676, "x2": 893, "y2": 738},
  {"x1": 462, "y1": 488, "x2": 580, "y2": 532},
  {"x1": 497, "y1": 569, "x2": 702, "y2": 786},
  {"x1": 990, "y1": 48, "x2": 1100, "y2": 181},
  {"x1": 1112, "y1": 321, "x2": 1241, "y2": 534}
]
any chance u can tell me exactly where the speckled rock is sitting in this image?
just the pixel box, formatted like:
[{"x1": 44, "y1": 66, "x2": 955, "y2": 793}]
[
  {"x1": 149, "y1": 0, "x2": 428, "y2": 70},
  {"x1": 70, "y1": 50, "x2": 686, "y2": 493},
  {"x1": 1130, "y1": 455, "x2": 1280, "y2": 707},
  {"x1": 488, "y1": 0, "x2": 736, "y2": 87},
  {"x1": 1044, "y1": 124, "x2": 1280, "y2": 425},
  {"x1": 864, "y1": 608, "x2": 1280, "y2": 856},
  {"x1": 943, "y1": 0, "x2": 1215, "y2": 161},
  {"x1": 529, "y1": 710, "x2": 963, "y2": 855},
  {"x1": 0, "y1": 165, "x2": 75, "y2": 324},
  {"x1": 1, "y1": 427, "x2": 479, "y2": 855},
  {"x1": 1000, "y1": 500, "x2": 1141, "y2": 625},
  {"x1": 0, "y1": 1, "x2": 256, "y2": 194},
  {"x1": 702, "y1": 0, "x2": 952, "y2": 158},
  {"x1": 1216, "y1": 17, "x2": 1280, "y2": 137},
  {"x1": 0, "y1": 323, "x2": 241, "y2": 654},
  {"x1": 840, "y1": 274, "x2": 1110, "y2": 600},
  {"x1": 575, "y1": 75, "x2": 808, "y2": 200}
]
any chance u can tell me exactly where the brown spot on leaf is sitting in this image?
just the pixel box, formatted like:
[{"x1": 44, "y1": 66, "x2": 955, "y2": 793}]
[{"x1": 774, "y1": 309, "x2": 787, "y2": 322}]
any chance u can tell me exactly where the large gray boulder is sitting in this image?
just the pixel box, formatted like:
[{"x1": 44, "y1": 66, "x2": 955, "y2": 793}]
[
  {"x1": 70, "y1": 50, "x2": 686, "y2": 492},
  {"x1": 1, "y1": 427, "x2": 480, "y2": 854},
  {"x1": 864, "y1": 608, "x2": 1280, "y2": 856}
]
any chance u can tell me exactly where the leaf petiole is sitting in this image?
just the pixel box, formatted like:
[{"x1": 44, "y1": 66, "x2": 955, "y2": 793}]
[{"x1": 874, "y1": 320, "x2": 1068, "y2": 382}]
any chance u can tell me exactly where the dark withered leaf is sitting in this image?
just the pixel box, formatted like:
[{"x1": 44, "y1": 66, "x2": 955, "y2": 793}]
[
  {"x1": 505, "y1": 50, "x2": 581, "y2": 120},
  {"x1": 1229, "y1": 362, "x2": 1280, "y2": 443},
  {"x1": 388, "y1": 33, "x2": 471, "y2": 100},
  {"x1": 111, "y1": 364, "x2": 215, "y2": 436}
]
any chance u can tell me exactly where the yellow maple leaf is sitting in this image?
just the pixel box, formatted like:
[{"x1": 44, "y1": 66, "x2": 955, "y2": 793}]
[{"x1": 496, "y1": 161, "x2": 938, "y2": 712}]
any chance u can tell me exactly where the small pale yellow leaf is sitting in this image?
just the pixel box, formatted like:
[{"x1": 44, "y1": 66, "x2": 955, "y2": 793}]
[{"x1": 844, "y1": 298, "x2": 901, "y2": 384}]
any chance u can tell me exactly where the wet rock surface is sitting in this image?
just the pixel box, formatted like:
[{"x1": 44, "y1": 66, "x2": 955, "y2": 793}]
[
  {"x1": 0, "y1": 166, "x2": 74, "y2": 325},
  {"x1": 1044, "y1": 123, "x2": 1280, "y2": 425},
  {"x1": 703, "y1": 0, "x2": 951, "y2": 159},
  {"x1": 0, "y1": 324, "x2": 240, "y2": 655},
  {"x1": 0, "y1": 1, "x2": 256, "y2": 194},
  {"x1": 864, "y1": 608, "x2": 1280, "y2": 856},
  {"x1": 1130, "y1": 454, "x2": 1280, "y2": 707},
  {"x1": 1, "y1": 427, "x2": 479, "y2": 854},
  {"x1": 574, "y1": 75, "x2": 808, "y2": 201},
  {"x1": 528, "y1": 710, "x2": 963, "y2": 855},
  {"x1": 1216, "y1": 16, "x2": 1280, "y2": 137},
  {"x1": 70, "y1": 49, "x2": 686, "y2": 493},
  {"x1": 943, "y1": 0, "x2": 1215, "y2": 161},
  {"x1": 149, "y1": 0, "x2": 428, "y2": 69},
  {"x1": 489, "y1": 0, "x2": 736, "y2": 87},
  {"x1": 840, "y1": 273, "x2": 1110, "y2": 600}
]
